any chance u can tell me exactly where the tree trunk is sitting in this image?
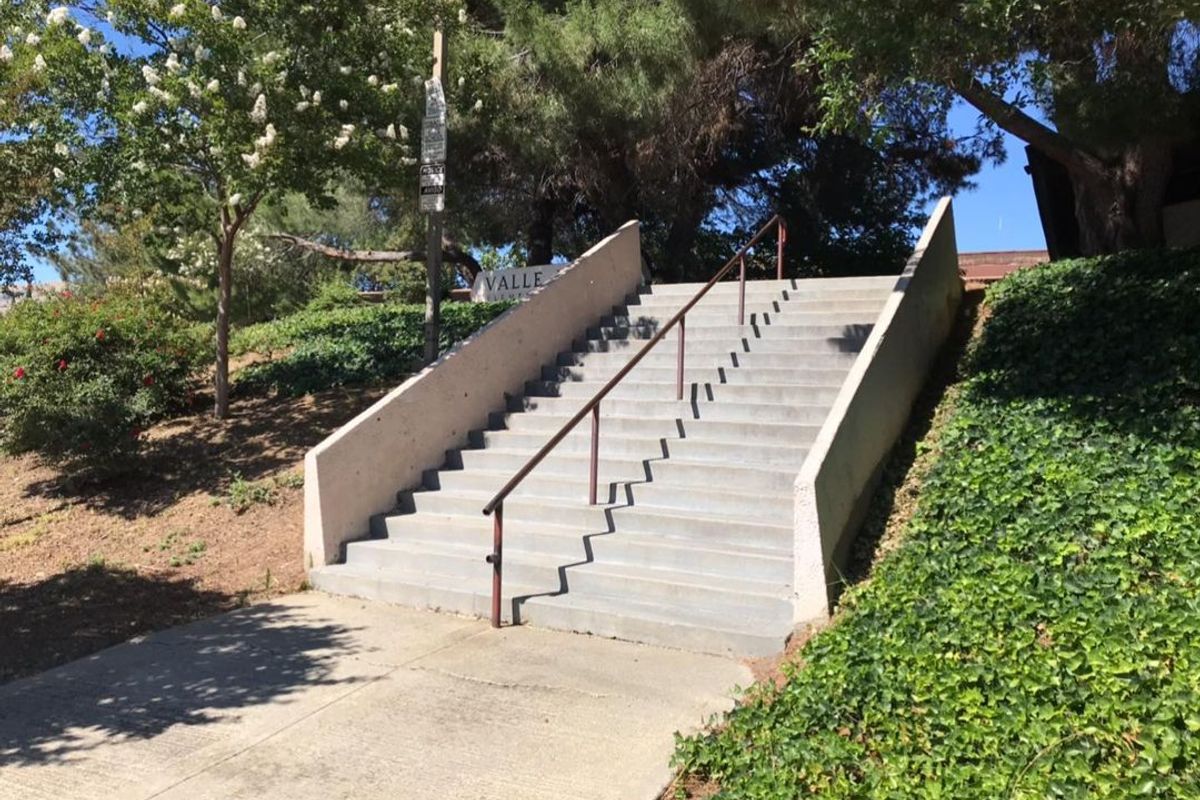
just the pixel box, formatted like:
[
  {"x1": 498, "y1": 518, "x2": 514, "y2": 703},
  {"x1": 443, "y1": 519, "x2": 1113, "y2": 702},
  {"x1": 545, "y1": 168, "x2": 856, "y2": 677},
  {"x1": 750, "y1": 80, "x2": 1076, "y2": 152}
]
[
  {"x1": 662, "y1": 202, "x2": 708, "y2": 282},
  {"x1": 1070, "y1": 140, "x2": 1172, "y2": 255},
  {"x1": 527, "y1": 196, "x2": 555, "y2": 266},
  {"x1": 214, "y1": 234, "x2": 235, "y2": 419},
  {"x1": 954, "y1": 77, "x2": 1175, "y2": 257}
]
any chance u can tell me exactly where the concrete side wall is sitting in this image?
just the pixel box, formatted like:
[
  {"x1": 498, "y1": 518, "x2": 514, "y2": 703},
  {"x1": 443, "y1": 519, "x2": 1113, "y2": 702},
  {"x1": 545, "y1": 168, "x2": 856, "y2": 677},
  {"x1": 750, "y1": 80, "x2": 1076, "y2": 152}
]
[
  {"x1": 792, "y1": 198, "x2": 961, "y2": 624},
  {"x1": 304, "y1": 221, "x2": 643, "y2": 568}
]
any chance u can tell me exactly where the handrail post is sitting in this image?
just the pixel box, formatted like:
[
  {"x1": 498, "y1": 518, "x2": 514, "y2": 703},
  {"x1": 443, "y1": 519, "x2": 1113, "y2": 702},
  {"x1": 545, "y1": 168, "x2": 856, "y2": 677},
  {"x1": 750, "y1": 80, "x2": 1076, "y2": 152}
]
[
  {"x1": 488, "y1": 503, "x2": 503, "y2": 628},
  {"x1": 588, "y1": 404, "x2": 600, "y2": 505},
  {"x1": 676, "y1": 315, "x2": 686, "y2": 400},
  {"x1": 738, "y1": 254, "x2": 746, "y2": 326},
  {"x1": 777, "y1": 219, "x2": 787, "y2": 280}
]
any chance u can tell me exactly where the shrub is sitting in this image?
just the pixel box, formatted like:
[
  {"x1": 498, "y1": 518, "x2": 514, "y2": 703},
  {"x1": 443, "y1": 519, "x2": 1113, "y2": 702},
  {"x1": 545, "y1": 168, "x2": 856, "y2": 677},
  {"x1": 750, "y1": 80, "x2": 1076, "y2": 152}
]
[
  {"x1": 673, "y1": 248, "x2": 1200, "y2": 797},
  {"x1": 232, "y1": 301, "x2": 513, "y2": 396},
  {"x1": 0, "y1": 287, "x2": 208, "y2": 475},
  {"x1": 303, "y1": 279, "x2": 365, "y2": 312}
]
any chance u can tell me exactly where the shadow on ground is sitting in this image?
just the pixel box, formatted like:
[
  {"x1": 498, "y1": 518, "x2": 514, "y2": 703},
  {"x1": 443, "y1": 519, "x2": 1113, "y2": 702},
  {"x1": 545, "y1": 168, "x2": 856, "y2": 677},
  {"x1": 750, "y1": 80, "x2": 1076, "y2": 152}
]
[
  {"x1": 0, "y1": 587, "x2": 361, "y2": 767},
  {"x1": 0, "y1": 565, "x2": 238, "y2": 684}
]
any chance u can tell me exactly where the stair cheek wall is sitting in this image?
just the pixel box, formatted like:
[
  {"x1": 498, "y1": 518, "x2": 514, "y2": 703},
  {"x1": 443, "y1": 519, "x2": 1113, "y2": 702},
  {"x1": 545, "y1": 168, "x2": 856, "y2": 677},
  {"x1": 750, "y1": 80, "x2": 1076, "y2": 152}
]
[{"x1": 311, "y1": 276, "x2": 897, "y2": 657}]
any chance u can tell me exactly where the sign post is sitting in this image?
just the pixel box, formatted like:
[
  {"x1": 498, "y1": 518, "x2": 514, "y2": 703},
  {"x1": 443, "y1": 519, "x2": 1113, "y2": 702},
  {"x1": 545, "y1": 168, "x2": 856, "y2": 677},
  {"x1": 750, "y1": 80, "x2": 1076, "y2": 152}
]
[{"x1": 421, "y1": 27, "x2": 447, "y2": 364}]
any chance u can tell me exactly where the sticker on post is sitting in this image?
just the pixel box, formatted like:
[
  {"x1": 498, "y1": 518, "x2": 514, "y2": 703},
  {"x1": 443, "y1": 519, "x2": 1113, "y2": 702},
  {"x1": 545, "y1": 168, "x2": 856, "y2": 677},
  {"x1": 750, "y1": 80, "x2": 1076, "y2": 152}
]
[
  {"x1": 420, "y1": 163, "x2": 446, "y2": 213},
  {"x1": 424, "y1": 78, "x2": 446, "y2": 119},
  {"x1": 421, "y1": 117, "x2": 447, "y2": 164}
]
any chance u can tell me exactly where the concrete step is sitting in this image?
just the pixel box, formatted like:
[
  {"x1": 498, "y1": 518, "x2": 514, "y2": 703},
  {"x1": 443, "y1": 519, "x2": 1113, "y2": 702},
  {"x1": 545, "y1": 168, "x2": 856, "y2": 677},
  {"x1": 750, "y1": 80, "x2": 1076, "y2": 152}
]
[
  {"x1": 449, "y1": 450, "x2": 801, "y2": 494},
  {"x1": 636, "y1": 275, "x2": 896, "y2": 297},
  {"x1": 496, "y1": 411, "x2": 821, "y2": 448},
  {"x1": 310, "y1": 562, "x2": 534, "y2": 623},
  {"x1": 604, "y1": 300, "x2": 887, "y2": 326},
  {"x1": 545, "y1": 363, "x2": 851, "y2": 387},
  {"x1": 312, "y1": 561, "x2": 794, "y2": 657},
  {"x1": 599, "y1": 309, "x2": 884, "y2": 331},
  {"x1": 586, "y1": 321, "x2": 876, "y2": 343},
  {"x1": 406, "y1": 489, "x2": 794, "y2": 549},
  {"x1": 623, "y1": 285, "x2": 893, "y2": 308},
  {"x1": 511, "y1": 394, "x2": 834, "y2": 424},
  {"x1": 558, "y1": 348, "x2": 860, "y2": 371},
  {"x1": 526, "y1": 379, "x2": 844, "y2": 406},
  {"x1": 379, "y1": 509, "x2": 792, "y2": 560},
  {"x1": 344, "y1": 538, "x2": 790, "y2": 615},
  {"x1": 427, "y1": 468, "x2": 791, "y2": 523},
  {"x1": 472, "y1": 426, "x2": 810, "y2": 465},
  {"x1": 520, "y1": 587, "x2": 794, "y2": 657},
  {"x1": 574, "y1": 333, "x2": 872, "y2": 356},
  {"x1": 377, "y1": 513, "x2": 792, "y2": 577},
  {"x1": 627, "y1": 482, "x2": 792, "y2": 520}
]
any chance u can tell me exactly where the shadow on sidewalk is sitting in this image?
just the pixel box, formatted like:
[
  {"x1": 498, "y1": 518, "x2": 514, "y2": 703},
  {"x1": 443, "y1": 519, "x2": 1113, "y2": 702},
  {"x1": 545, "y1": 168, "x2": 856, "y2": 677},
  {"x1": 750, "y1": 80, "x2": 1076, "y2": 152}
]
[{"x1": 0, "y1": 574, "x2": 361, "y2": 768}]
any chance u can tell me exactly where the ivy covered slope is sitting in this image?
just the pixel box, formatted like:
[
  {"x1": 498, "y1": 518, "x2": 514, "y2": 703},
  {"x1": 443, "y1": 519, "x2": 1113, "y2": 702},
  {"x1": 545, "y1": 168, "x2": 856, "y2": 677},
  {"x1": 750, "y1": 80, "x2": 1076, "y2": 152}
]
[
  {"x1": 232, "y1": 301, "x2": 513, "y2": 396},
  {"x1": 674, "y1": 249, "x2": 1200, "y2": 797}
]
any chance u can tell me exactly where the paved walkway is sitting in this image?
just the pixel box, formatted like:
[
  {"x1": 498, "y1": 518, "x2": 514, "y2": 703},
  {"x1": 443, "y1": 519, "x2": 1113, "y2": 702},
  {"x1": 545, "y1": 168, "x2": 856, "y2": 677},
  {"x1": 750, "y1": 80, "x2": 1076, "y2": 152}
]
[{"x1": 0, "y1": 593, "x2": 748, "y2": 799}]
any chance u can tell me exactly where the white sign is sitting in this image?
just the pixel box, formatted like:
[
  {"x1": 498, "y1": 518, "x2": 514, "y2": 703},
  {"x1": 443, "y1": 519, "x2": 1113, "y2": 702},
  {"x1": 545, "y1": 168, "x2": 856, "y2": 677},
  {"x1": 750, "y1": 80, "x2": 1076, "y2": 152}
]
[
  {"x1": 420, "y1": 163, "x2": 445, "y2": 213},
  {"x1": 421, "y1": 118, "x2": 446, "y2": 164},
  {"x1": 424, "y1": 78, "x2": 446, "y2": 118},
  {"x1": 471, "y1": 264, "x2": 568, "y2": 302},
  {"x1": 422, "y1": 78, "x2": 447, "y2": 164}
]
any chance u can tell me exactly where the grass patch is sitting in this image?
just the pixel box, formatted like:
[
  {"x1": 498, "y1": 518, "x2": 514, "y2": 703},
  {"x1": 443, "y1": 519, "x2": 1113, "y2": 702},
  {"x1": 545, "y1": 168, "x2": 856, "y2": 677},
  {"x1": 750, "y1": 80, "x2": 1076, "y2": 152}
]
[
  {"x1": 672, "y1": 248, "x2": 1200, "y2": 797},
  {"x1": 221, "y1": 470, "x2": 305, "y2": 514}
]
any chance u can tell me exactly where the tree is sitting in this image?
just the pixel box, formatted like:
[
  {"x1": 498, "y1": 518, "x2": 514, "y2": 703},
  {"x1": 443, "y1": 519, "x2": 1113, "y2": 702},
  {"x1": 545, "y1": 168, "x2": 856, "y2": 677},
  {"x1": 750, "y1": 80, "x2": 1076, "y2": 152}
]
[
  {"x1": 441, "y1": 0, "x2": 975, "y2": 279},
  {"x1": 783, "y1": 0, "x2": 1199, "y2": 254},
  {"x1": 8, "y1": 0, "x2": 452, "y2": 417}
]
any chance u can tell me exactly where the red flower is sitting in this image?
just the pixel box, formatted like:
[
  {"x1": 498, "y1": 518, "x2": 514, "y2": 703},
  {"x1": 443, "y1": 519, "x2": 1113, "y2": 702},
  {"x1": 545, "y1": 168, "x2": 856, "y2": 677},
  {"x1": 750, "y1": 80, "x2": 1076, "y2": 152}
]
[
  {"x1": 13, "y1": 366, "x2": 25, "y2": 380},
  {"x1": 96, "y1": 329, "x2": 106, "y2": 341},
  {"x1": 130, "y1": 427, "x2": 142, "y2": 440},
  {"x1": 57, "y1": 359, "x2": 68, "y2": 372},
  {"x1": 143, "y1": 375, "x2": 155, "y2": 387},
  {"x1": 61, "y1": 290, "x2": 73, "y2": 299}
]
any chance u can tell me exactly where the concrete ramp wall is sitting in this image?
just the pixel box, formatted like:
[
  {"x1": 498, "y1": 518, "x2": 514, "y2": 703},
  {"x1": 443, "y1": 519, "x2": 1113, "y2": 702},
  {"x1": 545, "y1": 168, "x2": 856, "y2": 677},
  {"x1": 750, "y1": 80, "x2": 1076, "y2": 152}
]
[
  {"x1": 792, "y1": 198, "x2": 961, "y2": 624},
  {"x1": 305, "y1": 221, "x2": 643, "y2": 568}
]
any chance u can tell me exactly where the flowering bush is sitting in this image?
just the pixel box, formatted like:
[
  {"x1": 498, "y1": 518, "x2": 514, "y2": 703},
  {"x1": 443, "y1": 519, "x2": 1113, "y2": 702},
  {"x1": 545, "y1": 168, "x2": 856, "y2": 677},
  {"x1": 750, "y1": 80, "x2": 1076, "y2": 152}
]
[{"x1": 0, "y1": 288, "x2": 209, "y2": 475}]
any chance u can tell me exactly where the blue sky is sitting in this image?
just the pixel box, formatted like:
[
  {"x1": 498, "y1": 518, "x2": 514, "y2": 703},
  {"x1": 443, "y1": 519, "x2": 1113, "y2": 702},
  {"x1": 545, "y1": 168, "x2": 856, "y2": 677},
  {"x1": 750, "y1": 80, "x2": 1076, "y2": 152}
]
[
  {"x1": 942, "y1": 101, "x2": 1048, "y2": 253},
  {"x1": 28, "y1": 98, "x2": 1046, "y2": 282}
]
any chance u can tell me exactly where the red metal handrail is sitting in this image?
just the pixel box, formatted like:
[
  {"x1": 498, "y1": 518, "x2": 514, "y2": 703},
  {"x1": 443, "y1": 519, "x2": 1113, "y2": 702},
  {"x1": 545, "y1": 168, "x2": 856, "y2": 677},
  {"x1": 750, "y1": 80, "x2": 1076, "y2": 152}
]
[{"x1": 481, "y1": 216, "x2": 788, "y2": 627}]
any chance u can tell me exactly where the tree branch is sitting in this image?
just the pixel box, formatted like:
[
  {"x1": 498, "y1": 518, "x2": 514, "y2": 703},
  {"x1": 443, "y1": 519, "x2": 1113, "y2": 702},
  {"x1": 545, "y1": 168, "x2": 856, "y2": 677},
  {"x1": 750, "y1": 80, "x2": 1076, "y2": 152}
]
[
  {"x1": 952, "y1": 76, "x2": 1109, "y2": 178},
  {"x1": 267, "y1": 233, "x2": 482, "y2": 282}
]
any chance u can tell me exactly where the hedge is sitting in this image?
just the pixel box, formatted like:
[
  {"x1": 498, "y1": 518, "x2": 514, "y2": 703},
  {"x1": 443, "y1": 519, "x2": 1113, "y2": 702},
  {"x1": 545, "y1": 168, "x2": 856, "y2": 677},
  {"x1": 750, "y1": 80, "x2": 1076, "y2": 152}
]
[
  {"x1": 0, "y1": 287, "x2": 208, "y2": 475},
  {"x1": 673, "y1": 248, "x2": 1200, "y2": 797},
  {"x1": 232, "y1": 301, "x2": 514, "y2": 396}
]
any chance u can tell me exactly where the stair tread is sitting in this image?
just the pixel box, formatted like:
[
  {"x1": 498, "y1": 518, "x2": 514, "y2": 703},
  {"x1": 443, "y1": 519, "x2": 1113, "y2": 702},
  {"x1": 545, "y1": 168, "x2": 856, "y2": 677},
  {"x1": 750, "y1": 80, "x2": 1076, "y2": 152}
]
[
  {"x1": 315, "y1": 563, "x2": 792, "y2": 636},
  {"x1": 352, "y1": 536, "x2": 788, "y2": 594},
  {"x1": 381, "y1": 512, "x2": 792, "y2": 556},
  {"x1": 406, "y1": 487, "x2": 795, "y2": 529},
  {"x1": 523, "y1": 585, "x2": 795, "y2": 635}
]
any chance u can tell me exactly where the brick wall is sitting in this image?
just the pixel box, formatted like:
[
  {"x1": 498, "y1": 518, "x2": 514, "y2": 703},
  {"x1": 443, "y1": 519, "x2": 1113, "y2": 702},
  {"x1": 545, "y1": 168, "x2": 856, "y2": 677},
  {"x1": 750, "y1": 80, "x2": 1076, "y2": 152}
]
[{"x1": 958, "y1": 251, "x2": 1048, "y2": 284}]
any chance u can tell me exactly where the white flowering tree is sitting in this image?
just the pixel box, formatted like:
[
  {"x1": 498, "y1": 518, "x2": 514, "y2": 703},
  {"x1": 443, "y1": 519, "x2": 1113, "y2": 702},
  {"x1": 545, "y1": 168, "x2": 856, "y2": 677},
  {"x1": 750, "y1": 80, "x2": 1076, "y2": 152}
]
[{"x1": 7, "y1": 0, "x2": 459, "y2": 417}]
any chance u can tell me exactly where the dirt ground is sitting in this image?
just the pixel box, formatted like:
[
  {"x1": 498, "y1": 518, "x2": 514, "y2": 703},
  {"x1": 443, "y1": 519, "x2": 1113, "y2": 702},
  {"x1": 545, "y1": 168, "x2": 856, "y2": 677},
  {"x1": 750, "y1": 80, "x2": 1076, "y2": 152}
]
[{"x1": 0, "y1": 386, "x2": 388, "y2": 683}]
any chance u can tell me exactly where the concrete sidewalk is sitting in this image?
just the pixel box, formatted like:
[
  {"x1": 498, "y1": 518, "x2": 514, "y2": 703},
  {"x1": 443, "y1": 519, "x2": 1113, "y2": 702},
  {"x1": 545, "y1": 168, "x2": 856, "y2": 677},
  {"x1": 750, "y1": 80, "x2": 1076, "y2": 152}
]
[{"x1": 0, "y1": 593, "x2": 748, "y2": 800}]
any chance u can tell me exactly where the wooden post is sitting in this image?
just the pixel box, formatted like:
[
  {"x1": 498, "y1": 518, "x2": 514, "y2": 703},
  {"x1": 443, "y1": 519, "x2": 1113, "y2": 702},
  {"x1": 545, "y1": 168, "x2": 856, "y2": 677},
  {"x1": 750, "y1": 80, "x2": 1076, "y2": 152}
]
[{"x1": 423, "y1": 27, "x2": 447, "y2": 365}]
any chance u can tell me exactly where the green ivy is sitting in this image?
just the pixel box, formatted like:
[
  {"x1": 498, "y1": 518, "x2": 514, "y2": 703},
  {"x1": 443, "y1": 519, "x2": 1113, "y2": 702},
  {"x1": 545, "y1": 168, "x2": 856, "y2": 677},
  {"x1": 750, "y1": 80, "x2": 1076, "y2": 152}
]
[
  {"x1": 232, "y1": 301, "x2": 514, "y2": 396},
  {"x1": 673, "y1": 248, "x2": 1200, "y2": 798}
]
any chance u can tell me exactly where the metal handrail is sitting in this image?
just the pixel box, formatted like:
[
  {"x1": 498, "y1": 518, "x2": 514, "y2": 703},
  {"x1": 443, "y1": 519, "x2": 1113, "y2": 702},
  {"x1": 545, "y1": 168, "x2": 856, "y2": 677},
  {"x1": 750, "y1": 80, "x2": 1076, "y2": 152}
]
[{"x1": 480, "y1": 215, "x2": 788, "y2": 627}]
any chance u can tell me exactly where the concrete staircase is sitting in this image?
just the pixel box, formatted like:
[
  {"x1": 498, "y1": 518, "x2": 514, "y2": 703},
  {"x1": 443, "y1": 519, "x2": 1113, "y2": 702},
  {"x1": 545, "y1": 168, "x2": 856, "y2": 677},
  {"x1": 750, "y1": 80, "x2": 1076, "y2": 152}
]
[{"x1": 312, "y1": 276, "x2": 897, "y2": 656}]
